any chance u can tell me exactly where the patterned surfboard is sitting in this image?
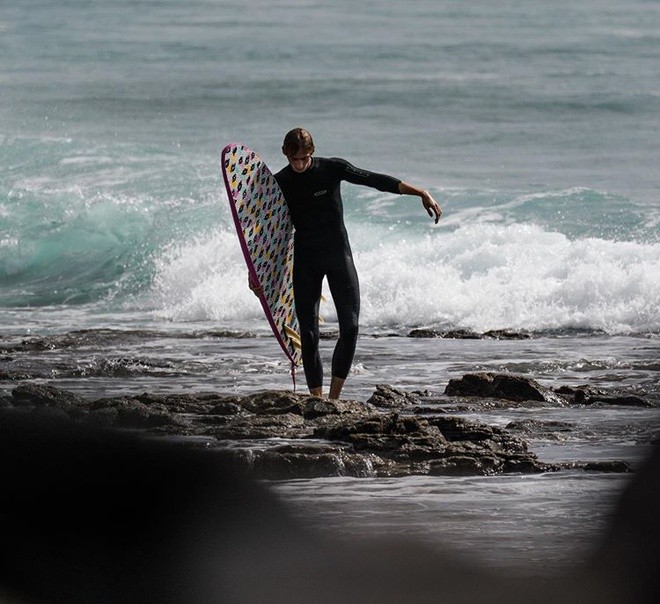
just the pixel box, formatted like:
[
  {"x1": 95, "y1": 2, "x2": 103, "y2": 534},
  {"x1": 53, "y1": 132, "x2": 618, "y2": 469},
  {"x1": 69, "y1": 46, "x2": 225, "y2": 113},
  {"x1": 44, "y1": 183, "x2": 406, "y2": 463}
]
[{"x1": 221, "y1": 143, "x2": 301, "y2": 366}]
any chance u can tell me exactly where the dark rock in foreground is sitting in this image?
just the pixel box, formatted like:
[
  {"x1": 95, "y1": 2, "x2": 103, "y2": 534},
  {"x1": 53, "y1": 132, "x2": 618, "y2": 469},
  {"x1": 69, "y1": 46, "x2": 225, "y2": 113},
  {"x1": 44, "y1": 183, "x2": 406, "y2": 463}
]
[
  {"x1": 2, "y1": 382, "x2": 554, "y2": 479},
  {"x1": 2, "y1": 407, "x2": 658, "y2": 604},
  {"x1": 3, "y1": 371, "x2": 652, "y2": 481}
]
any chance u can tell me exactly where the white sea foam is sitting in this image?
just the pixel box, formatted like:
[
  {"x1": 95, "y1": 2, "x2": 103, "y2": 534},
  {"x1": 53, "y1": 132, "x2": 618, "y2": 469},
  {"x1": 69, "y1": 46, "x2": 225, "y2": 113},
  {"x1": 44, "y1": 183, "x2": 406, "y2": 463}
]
[
  {"x1": 147, "y1": 220, "x2": 660, "y2": 335},
  {"x1": 150, "y1": 230, "x2": 266, "y2": 323},
  {"x1": 355, "y1": 222, "x2": 660, "y2": 334}
]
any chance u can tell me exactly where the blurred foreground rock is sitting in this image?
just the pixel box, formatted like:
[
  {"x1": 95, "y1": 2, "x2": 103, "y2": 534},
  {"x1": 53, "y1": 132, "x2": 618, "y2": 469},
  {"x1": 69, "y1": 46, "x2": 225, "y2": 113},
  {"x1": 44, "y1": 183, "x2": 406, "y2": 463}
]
[{"x1": 0, "y1": 406, "x2": 657, "y2": 604}]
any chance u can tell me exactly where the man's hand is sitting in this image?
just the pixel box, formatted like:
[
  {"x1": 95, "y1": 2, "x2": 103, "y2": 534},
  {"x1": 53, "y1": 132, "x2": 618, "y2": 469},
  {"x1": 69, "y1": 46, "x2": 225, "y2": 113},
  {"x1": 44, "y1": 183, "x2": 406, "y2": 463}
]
[{"x1": 248, "y1": 275, "x2": 263, "y2": 297}]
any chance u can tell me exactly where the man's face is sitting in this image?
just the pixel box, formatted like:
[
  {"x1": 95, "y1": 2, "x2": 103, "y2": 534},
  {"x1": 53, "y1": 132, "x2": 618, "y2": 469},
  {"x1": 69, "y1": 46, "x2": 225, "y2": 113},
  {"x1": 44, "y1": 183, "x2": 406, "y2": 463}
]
[{"x1": 287, "y1": 153, "x2": 312, "y2": 173}]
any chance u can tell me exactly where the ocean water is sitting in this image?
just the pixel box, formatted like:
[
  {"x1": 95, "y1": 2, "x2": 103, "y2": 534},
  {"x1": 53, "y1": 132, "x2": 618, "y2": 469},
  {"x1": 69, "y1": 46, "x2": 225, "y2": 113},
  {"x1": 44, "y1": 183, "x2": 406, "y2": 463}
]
[{"x1": 2, "y1": 0, "x2": 659, "y2": 576}]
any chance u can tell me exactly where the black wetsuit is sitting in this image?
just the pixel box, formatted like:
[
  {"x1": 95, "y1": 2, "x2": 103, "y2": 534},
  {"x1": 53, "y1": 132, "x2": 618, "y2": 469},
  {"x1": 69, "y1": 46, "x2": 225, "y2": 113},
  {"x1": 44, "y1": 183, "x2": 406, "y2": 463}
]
[{"x1": 275, "y1": 157, "x2": 401, "y2": 389}]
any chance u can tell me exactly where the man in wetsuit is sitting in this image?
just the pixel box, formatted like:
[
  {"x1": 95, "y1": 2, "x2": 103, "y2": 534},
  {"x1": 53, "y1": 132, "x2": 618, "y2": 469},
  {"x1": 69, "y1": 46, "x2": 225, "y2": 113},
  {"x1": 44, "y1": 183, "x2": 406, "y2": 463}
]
[{"x1": 258, "y1": 128, "x2": 442, "y2": 400}]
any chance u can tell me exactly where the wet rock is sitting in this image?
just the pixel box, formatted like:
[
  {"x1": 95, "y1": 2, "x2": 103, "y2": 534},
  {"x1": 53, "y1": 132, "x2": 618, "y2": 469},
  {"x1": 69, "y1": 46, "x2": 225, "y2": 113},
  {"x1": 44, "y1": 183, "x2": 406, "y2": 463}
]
[
  {"x1": 408, "y1": 329, "x2": 531, "y2": 340},
  {"x1": 243, "y1": 443, "x2": 377, "y2": 480},
  {"x1": 412, "y1": 405, "x2": 451, "y2": 415},
  {"x1": 303, "y1": 398, "x2": 370, "y2": 419},
  {"x1": 483, "y1": 330, "x2": 533, "y2": 340},
  {"x1": 555, "y1": 385, "x2": 653, "y2": 408},
  {"x1": 251, "y1": 448, "x2": 346, "y2": 480},
  {"x1": 6, "y1": 381, "x2": 629, "y2": 479},
  {"x1": 315, "y1": 412, "x2": 550, "y2": 476},
  {"x1": 502, "y1": 456, "x2": 549, "y2": 473},
  {"x1": 302, "y1": 398, "x2": 338, "y2": 418},
  {"x1": 445, "y1": 372, "x2": 567, "y2": 405},
  {"x1": 6, "y1": 386, "x2": 196, "y2": 431},
  {"x1": 0, "y1": 369, "x2": 37, "y2": 380},
  {"x1": 239, "y1": 390, "x2": 307, "y2": 414},
  {"x1": 409, "y1": 328, "x2": 480, "y2": 339},
  {"x1": 136, "y1": 391, "x2": 234, "y2": 415},
  {"x1": 315, "y1": 413, "x2": 421, "y2": 442},
  {"x1": 428, "y1": 416, "x2": 498, "y2": 442},
  {"x1": 367, "y1": 384, "x2": 420, "y2": 408},
  {"x1": 319, "y1": 329, "x2": 340, "y2": 340},
  {"x1": 583, "y1": 461, "x2": 632, "y2": 473},
  {"x1": 411, "y1": 329, "x2": 440, "y2": 338},
  {"x1": 589, "y1": 395, "x2": 652, "y2": 407},
  {"x1": 429, "y1": 455, "x2": 503, "y2": 476},
  {"x1": 89, "y1": 397, "x2": 191, "y2": 430},
  {"x1": 506, "y1": 419, "x2": 574, "y2": 437},
  {"x1": 207, "y1": 401, "x2": 244, "y2": 416},
  {"x1": 205, "y1": 411, "x2": 310, "y2": 441},
  {"x1": 10, "y1": 383, "x2": 86, "y2": 409},
  {"x1": 554, "y1": 385, "x2": 606, "y2": 405}
]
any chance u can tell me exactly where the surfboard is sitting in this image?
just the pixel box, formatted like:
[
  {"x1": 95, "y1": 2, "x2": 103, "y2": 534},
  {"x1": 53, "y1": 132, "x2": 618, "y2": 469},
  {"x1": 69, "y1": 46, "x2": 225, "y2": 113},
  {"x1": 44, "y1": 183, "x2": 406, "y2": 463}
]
[{"x1": 221, "y1": 143, "x2": 301, "y2": 368}]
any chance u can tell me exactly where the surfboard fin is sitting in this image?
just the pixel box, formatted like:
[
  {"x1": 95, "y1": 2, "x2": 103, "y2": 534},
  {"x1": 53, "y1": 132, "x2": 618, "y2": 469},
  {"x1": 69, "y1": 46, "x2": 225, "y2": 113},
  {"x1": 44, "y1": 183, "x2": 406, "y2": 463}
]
[
  {"x1": 284, "y1": 325, "x2": 302, "y2": 351},
  {"x1": 318, "y1": 294, "x2": 327, "y2": 324}
]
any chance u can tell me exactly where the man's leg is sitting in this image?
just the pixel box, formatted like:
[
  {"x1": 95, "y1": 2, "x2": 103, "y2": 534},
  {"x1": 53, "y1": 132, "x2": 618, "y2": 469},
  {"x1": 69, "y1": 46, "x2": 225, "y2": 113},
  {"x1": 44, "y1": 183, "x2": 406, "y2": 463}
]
[
  {"x1": 293, "y1": 258, "x2": 325, "y2": 394},
  {"x1": 327, "y1": 253, "x2": 360, "y2": 400}
]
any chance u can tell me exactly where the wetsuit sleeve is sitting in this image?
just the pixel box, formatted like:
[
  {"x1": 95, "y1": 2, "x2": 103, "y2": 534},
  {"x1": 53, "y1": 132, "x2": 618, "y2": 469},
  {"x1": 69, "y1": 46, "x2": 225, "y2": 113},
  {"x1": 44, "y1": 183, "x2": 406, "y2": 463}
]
[{"x1": 331, "y1": 158, "x2": 402, "y2": 194}]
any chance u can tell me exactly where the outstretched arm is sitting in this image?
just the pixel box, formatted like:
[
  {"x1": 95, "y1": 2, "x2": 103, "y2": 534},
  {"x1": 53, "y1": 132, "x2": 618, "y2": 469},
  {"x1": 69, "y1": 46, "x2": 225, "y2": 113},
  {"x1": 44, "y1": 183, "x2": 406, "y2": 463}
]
[
  {"x1": 335, "y1": 158, "x2": 442, "y2": 223},
  {"x1": 398, "y1": 181, "x2": 443, "y2": 224}
]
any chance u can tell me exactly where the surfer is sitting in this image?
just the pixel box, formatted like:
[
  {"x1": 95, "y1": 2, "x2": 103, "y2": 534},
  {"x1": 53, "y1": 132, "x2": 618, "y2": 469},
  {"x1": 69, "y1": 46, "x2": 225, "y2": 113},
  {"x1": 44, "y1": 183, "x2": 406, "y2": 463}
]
[{"x1": 252, "y1": 127, "x2": 442, "y2": 399}]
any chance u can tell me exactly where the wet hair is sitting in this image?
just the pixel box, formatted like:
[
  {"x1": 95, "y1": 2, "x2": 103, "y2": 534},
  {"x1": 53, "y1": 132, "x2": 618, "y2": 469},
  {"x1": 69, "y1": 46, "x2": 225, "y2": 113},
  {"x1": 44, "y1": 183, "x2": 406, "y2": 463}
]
[{"x1": 282, "y1": 127, "x2": 315, "y2": 157}]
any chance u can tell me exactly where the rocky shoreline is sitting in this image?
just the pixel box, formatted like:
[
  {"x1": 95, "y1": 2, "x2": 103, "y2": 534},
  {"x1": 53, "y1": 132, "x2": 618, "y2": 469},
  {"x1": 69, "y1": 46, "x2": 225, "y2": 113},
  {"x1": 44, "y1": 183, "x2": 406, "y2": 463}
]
[{"x1": 2, "y1": 372, "x2": 653, "y2": 480}]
